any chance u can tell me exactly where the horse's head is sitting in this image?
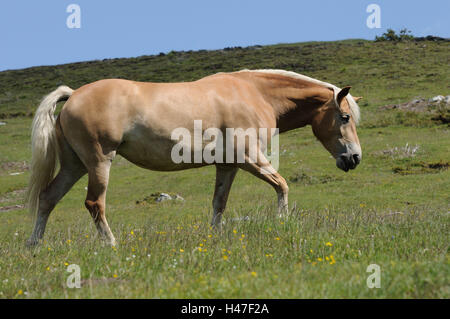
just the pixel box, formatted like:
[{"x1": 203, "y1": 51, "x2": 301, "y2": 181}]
[{"x1": 311, "y1": 86, "x2": 362, "y2": 172}]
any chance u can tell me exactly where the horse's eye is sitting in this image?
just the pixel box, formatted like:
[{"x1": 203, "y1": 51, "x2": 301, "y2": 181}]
[{"x1": 341, "y1": 114, "x2": 350, "y2": 123}]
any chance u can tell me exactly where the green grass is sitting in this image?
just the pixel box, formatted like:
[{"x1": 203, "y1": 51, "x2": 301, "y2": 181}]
[{"x1": 0, "y1": 39, "x2": 449, "y2": 298}]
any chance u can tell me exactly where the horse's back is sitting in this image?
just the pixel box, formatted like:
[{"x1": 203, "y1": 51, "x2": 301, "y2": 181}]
[{"x1": 58, "y1": 74, "x2": 273, "y2": 170}]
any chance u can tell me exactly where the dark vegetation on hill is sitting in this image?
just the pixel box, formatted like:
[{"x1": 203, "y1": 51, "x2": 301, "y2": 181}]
[{"x1": 0, "y1": 38, "x2": 448, "y2": 127}]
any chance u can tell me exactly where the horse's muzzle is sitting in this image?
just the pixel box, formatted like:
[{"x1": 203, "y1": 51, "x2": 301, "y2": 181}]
[{"x1": 336, "y1": 153, "x2": 361, "y2": 172}]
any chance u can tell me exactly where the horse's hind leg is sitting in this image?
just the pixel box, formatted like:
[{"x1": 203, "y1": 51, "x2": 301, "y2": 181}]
[
  {"x1": 211, "y1": 165, "x2": 238, "y2": 227},
  {"x1": 27, "y1": 138, "x2": 87, "y2": 246},
  {"x1": 84, "y1": 158, "x2": 116, "y2": 246}
]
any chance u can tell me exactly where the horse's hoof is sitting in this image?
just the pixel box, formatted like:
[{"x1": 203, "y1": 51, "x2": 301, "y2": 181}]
[
  {"x1": 104, "y1": 237, "x2": 117, "y2": 247},
  {"x1": 277, "y1": 213, "x2": 289, "y2": 220},
  {"x1": 26, "y1": 238, "x2": 39, "y2": 247}
]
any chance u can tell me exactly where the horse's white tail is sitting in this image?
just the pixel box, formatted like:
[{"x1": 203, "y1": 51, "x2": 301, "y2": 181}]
[{"x1": 26, "y1": 86, "x2": 74, "y2": 218}]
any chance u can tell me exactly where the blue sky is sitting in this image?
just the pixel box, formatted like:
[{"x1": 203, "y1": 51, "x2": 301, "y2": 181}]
[{"x1": 0, "y1": 0, "x2": 448, "y2": 71}]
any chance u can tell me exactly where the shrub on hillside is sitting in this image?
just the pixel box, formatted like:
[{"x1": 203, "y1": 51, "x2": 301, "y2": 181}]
[{"x1": 375, "y1": 28, "x2": 414, "y2": 42}]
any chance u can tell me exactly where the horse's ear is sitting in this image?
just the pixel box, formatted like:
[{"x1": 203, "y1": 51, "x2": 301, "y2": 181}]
[
  {"x1": 337, "y1": 86, "x2": 351, "y2": 104},
  {"x1": 353, "y1": 96, "x2": 363, "y2": 102}
]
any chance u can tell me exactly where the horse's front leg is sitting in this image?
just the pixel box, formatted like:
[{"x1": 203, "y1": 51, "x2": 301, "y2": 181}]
[
  {"x1": 239, "y1": 151, "x2": 289, "y2": 218},
  {"x1": 211, "y1": 165, "x2": 239, "y2": 228}
]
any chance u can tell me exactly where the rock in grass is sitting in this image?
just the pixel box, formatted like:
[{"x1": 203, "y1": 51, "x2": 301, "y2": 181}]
[
  {"x1": 155, "y1": 193, "x2": 172, "y2": 202},
  {"x1": 430, "y1": 95, "x2": 444, "y2": 103},
  {"x1": 174, "y1": 194, "x2": 185, "y2": 201},
  {"x1": 445, "y1": 95, "x2": 450, "y2": 104},
  {"x1": 136, "y1": 192, "x2": 184, "y2": 205}
]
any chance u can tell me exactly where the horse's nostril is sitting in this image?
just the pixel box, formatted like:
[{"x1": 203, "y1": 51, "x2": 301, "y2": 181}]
[{"x1": 353, "y1": 154, "x2": 360, "y2": 165}]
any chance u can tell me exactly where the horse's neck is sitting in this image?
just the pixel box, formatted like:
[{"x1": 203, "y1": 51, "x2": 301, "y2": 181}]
[{"x1": 254, "y1": 75, "x2": 331, "y2": 133}]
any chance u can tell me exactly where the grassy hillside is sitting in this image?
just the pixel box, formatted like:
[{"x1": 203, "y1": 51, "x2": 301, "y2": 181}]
[
  {"x1": 1, "y1": 39, "x2": 449, "y2": 123},
  {"x1": 0, "y1": 39, "x2": 449, "y2": 299}
]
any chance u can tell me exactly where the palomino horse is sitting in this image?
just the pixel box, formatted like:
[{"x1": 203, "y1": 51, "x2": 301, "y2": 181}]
[{"x1": 26, "y1": 69, "x2": 362, "y2": 246}]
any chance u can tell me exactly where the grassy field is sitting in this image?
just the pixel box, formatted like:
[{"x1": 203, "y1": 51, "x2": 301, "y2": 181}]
[{"x1": 0, "y1": 39, "x2": 449, "y2": 298}]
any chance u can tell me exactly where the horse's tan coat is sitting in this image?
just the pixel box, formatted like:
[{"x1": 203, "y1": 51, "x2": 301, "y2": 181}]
[{"x1": 26, "y1": 70, "x2": 362, "y2": 246}]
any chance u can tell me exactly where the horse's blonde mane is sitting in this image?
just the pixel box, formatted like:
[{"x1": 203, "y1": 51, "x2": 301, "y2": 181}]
[{"x1": 235, "y1": 69, "x2": 361, "y2": 124}]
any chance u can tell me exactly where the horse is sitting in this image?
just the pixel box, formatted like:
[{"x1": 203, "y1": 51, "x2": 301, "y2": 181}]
[{"x1": 26, "y1": 69, "x2": 362, "y2": 246}]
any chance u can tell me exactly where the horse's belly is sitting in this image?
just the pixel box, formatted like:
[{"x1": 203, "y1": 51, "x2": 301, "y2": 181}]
[{"x1": 117, "y1": 127, "x2": 205, "y2": 171}]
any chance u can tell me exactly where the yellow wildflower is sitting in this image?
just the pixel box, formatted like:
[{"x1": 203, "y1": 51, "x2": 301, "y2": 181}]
[{"x1": 329, "y1": 255, "x2": 336, "y2": 265}]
